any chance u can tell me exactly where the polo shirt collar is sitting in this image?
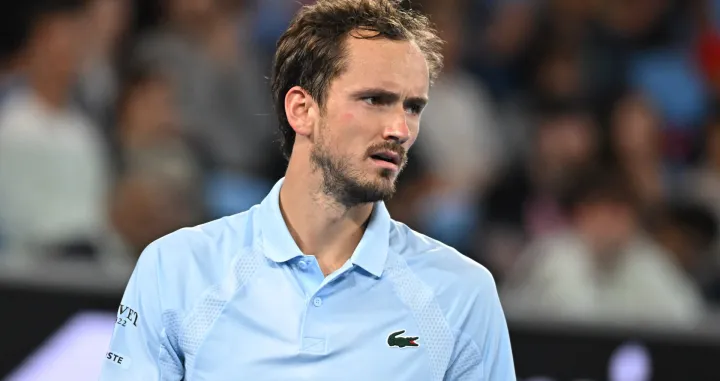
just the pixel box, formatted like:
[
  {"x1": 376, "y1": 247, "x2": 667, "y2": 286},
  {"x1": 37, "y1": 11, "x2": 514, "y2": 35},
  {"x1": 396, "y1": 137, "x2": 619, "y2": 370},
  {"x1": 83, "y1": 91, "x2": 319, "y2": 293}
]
[{"x1": 258, "y1": 177, "x2": 390, "y2": 277}]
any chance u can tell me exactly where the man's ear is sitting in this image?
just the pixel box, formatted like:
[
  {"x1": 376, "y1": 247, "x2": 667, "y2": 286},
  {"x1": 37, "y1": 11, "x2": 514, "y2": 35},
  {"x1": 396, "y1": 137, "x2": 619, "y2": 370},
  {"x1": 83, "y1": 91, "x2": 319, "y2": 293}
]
[{"x1": 285, "y1": 86, "x2": 317, "y2": 137}]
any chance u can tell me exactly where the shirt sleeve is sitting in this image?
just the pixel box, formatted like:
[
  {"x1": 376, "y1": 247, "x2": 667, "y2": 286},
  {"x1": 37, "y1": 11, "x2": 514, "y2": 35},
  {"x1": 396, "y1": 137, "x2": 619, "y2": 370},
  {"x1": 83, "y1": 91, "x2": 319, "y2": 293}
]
[
  {"x1": 444, "y1": 273, "x2": 516, "y2": 381},
  {"x1": 98, "y1": 242, "x2": 185, "y2": 380}
]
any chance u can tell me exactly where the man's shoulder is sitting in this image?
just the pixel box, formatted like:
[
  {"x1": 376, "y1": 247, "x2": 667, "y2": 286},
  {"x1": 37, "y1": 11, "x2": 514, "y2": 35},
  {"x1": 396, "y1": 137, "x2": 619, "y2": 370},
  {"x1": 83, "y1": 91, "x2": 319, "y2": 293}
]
[
  {"x1": 389, "y1": 220, "x2": 496, "y2": 296},
  {"x1": 138, "y1": 208, "x2": 259, "y2": 276},
  {"x1": 129, "y1": 208, "x2": 262, "y2": 310}
]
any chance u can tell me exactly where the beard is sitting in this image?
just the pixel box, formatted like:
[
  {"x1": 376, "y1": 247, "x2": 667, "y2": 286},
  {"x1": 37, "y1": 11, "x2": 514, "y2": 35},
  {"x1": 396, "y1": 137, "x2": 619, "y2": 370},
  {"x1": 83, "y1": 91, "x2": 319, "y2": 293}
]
[{"x1": 310, "y1": 129, "x2": 407, "y2": 209}]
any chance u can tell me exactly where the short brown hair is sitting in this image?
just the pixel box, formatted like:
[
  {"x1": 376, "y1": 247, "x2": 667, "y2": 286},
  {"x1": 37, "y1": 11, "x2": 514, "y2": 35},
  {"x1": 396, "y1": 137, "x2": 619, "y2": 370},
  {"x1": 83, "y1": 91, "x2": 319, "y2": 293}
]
[{"x1": 270, "y1": 0, "x2": 444, "y2": 159}]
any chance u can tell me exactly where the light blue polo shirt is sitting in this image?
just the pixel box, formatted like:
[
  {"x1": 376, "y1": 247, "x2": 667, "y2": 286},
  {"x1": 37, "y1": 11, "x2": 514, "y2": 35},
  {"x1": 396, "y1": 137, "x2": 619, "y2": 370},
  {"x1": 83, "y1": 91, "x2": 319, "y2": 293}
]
[{"x1": 99, "y1": 178, "x2": 515, "y2": 380}]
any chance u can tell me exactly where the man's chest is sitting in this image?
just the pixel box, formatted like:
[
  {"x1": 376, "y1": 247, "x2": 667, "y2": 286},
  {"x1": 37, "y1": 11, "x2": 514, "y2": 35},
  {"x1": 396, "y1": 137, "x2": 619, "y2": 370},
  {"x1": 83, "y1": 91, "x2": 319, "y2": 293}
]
[{"x1": 185, "y1": 278, "x2": 436, "y2": 381}]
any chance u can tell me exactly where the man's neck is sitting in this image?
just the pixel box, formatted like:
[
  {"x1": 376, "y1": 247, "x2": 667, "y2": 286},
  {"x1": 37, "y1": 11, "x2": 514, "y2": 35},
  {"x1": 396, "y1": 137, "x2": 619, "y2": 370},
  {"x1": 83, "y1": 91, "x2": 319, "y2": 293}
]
[{"x1": 280, "y1": 159, "x2": 374, "y2": 275}]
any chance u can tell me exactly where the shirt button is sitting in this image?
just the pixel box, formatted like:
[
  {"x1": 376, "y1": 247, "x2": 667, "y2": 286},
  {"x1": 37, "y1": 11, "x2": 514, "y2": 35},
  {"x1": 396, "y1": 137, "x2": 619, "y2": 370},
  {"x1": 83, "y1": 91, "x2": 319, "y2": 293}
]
[
  {"x1": 313, "y1": 297, "x2": 323, "y2": 307},
  {"x1": 298, "y1": 260, "x2": 308, "y2": 270}
]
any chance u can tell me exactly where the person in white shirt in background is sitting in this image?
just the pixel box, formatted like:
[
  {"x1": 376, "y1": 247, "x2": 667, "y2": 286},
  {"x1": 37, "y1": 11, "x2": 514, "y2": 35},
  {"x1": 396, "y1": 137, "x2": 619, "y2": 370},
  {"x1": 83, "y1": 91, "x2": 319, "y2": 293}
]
[
  {"x1": 0, "y1": 0, "x2": 123, "y2": 274},
  {"x1": 501, "y1": 167, "x2": 705, "y2": 328}
]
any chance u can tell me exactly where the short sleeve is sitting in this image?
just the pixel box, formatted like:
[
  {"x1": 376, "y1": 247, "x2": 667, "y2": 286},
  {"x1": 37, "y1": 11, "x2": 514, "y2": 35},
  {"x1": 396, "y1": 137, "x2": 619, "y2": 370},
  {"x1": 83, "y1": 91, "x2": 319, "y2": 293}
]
[{"x1": 98, "y1": 242, "x2": 185, "y2": 380}]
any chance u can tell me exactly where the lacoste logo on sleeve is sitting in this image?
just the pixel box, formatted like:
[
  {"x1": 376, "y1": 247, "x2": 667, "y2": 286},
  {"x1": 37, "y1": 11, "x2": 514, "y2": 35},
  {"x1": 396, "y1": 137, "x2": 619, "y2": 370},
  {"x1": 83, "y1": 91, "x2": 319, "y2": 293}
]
[{"x1": 387, "y1": 330, "x2": 419, "y2": 348}]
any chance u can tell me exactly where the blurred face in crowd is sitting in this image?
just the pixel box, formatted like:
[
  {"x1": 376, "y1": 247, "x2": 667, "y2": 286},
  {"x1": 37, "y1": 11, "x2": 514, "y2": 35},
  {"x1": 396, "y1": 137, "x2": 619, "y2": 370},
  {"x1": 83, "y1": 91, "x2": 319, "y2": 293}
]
[
  {"x1": 120, "y1": 76, "x2": 179, "y2": 147},
  {"x1": 166, "y1": 0, "x2": 233, "y2": 30},
  {"x1": 611, "y1": 94, "x2": 660, "y2": 162},
  {"x1": 603, "y1": 0, "x2": 670, "y2": 38},
  {"x1": 87, "y1": 0, "x2": 130, "y2": 55},
  {"x1": 535, "y1": 112, "x2": 596, "y2": 187},
  {"x1": 295, "y1": 34, "x2": 429, "y2": 207},
  {"x1": 26, "y1": 6, "x2": 90, "y2": 87},
  {"x1": 483, "y1": 0, "x2": 535, "y2": 60},
  {"x1": 535, "y1": 49, "x2": 583, "y2": 99},
  {"x1": 575, "y1": 198, "x2": 639, "y2": 257},
  {"x1": 113, "y1": 75, "x2": 196, "y2": 254}
]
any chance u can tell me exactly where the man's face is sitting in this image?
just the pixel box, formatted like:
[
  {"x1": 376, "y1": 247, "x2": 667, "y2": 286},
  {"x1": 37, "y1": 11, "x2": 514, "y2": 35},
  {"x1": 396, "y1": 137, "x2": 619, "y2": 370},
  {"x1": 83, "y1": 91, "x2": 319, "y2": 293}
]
[{"x1": 310, "y1": 34, "x2": 429, "y2": 207}]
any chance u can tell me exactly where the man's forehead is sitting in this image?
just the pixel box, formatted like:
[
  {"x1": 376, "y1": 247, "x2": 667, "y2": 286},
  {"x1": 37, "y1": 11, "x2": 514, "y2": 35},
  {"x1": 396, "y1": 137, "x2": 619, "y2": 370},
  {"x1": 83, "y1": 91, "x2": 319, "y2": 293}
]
[{"x1": 338, "y1": 35, "x2": 430, "y2": 97}]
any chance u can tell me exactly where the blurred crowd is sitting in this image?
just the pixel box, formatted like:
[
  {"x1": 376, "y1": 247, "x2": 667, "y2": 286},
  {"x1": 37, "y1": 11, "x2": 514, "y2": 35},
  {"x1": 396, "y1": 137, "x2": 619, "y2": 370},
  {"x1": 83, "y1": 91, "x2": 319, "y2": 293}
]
[{"x1": 2, "y1": 0, "x2": 720, "y2": 329}]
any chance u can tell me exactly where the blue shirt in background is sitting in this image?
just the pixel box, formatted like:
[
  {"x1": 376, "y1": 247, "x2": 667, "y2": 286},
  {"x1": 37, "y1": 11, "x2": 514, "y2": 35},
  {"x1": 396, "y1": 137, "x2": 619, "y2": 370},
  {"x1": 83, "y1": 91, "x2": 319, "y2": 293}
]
[{"x1": 99, "y1": 178, "x2": 515, "y2": 380}]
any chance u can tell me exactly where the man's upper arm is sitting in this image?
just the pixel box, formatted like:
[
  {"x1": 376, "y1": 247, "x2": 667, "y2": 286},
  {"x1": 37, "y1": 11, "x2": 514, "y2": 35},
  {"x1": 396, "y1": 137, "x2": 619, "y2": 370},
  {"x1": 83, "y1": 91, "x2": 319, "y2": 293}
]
[
  {"x1": 99, "y1": 242, "x2": 185, "y2": 380},
  {"x1": 445, "y1": 270, "x2": 516, "y2": 381}
]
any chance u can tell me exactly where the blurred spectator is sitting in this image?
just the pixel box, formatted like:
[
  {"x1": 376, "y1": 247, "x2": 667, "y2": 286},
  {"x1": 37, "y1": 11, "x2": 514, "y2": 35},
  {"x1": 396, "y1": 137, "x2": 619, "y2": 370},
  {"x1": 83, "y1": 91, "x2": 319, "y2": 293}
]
[
  {"x1": 74, "y1": 0, "x2": 132, "y2": 135},
  {"x1": 681, "y1": 112, "x2": 720, "y2": 303},
  {"x1": 0, "y1": 0, "x2": 117, "y2": 267},
  {"x1": 408, "y1": 2, "x2": 500, "y2": 250},
  {"x1": 610, "y1": 93, "x2": 668, "y2": 212},
  {"x1": 683, "y1": 113, "x2": 720, "y2": 222},
  {"x1": 476, "y1": 100, "x2": 599, "y2": 279},
  {"x1": 531, "y1": 43, "x2": 585, "y2": 102},
  {"x1": 132, "y1": 0, "x2": 276, "y2": 177},
  {"x1": 130, "y1": 0, "x2": 279, "y2": 218},
  {"x1": 595, "y1": 0, "x2": 674, "y2": 43},
  {"x1": 465, "y1": 0, "x2": 537, "y2": 99},
  {"x1": 584, "y1": 0, "x2": 683, "y2": 112},
  {"x1": 501, "y1": 168, "x2": 705, "y2": 328},
  {"x1": 110, "y1": 67, "x2": 204, "y2": 256},
  {"x1": 537, "y1": 0, "x2": 596, "y2": 46},
  {"x1": 415, "y1": 2, "x2": 501, "y2": 194},
  {"x1": 522, "y1": 0, "x2": 596, "y2": 103},
  {"x1": 647, "y1": 202, "x2": 719, "y2": 303}
]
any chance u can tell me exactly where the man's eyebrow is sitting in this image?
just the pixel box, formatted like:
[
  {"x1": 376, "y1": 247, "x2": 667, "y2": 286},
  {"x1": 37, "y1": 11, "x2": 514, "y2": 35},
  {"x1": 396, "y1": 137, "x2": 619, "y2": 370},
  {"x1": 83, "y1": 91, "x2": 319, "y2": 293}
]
[
  {"x1": 351, "y1": 88, "x2": 400, "y2": 100},
  {"x1": 350, "y1": 88, "x2": 428, "y2": 106}
]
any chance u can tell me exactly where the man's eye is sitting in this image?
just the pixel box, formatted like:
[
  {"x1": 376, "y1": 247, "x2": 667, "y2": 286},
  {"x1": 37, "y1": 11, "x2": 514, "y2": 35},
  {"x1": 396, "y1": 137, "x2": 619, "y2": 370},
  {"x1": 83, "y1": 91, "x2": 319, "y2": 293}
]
[
  {"x1": 363, "y1": 96, "x2": 380, "y2": 105},
  {"x1": 406, "y1": 105, "x2": 422, "y2": 115}
]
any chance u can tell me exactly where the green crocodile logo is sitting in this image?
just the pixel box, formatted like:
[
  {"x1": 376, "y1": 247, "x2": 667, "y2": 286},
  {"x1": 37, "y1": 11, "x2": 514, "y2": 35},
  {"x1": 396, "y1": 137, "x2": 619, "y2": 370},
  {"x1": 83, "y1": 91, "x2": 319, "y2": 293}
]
[{"x1": 387, "y1": 330, "x2": 419, "y2": 348}]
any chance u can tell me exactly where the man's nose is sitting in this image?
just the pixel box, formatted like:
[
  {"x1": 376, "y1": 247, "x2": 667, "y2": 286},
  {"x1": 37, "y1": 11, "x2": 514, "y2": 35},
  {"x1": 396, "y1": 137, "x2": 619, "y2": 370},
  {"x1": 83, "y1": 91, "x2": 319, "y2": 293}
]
[{"x1": 383, "y1": 112, "x2": 411, "y2": 145}]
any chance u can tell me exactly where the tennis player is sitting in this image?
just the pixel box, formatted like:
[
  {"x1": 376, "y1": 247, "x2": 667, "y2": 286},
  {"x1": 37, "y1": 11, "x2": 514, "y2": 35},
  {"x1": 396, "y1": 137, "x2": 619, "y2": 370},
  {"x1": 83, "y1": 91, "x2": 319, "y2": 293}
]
[{"x1": 99, "y1": 0, "x2": 515, "y2": 379}]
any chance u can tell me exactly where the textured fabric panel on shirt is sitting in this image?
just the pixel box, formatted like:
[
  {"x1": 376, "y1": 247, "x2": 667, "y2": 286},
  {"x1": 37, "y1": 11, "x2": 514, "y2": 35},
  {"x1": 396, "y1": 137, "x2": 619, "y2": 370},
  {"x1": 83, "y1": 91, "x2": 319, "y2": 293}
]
[
  {"x1": 443, "y1": 330, "x2": 483, "y2": 380},
  {"x1": 384, "y1": 252, "x2": 455, "y2": 381},
  {"x1": 179, "y1": 246, "x2": 265, "y2": 377},
  {"x1": 159, "y1": 310, "x2": 185, "y2": 379}
]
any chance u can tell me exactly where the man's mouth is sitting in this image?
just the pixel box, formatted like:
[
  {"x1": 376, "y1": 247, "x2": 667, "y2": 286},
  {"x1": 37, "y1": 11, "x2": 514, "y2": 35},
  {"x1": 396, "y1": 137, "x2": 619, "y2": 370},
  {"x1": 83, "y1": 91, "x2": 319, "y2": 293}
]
[{"x1": 370, "y1": 151, "x2": 401, "y2": 166}]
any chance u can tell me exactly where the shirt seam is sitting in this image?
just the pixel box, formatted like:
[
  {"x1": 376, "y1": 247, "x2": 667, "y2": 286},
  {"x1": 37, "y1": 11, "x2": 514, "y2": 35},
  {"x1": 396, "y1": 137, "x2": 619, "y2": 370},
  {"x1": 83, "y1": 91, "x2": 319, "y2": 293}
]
[{"x1": 390, "y1": 250, "x2": 459, "y2": 378}]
